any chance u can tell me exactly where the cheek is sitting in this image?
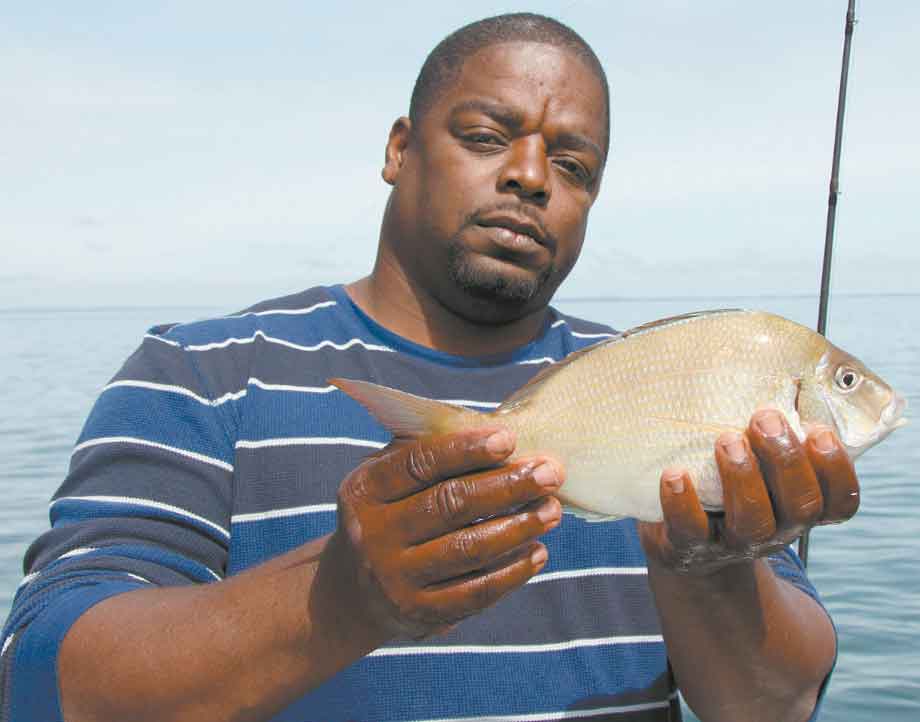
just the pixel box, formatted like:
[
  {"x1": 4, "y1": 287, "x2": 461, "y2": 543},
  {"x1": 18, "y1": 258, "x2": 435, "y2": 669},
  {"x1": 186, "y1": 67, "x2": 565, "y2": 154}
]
[
  {"x1": 551, "y1": 198, "x2": 591, "y2": 268},
  {"x1": 418, "y1": 154, "x2": 492, "y2": 229}
]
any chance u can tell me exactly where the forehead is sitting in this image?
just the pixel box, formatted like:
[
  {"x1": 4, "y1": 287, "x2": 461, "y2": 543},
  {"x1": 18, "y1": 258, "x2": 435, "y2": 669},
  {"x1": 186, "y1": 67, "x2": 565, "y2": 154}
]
[{"x1": 434, "y1": 42, "x2": 607, "y2": 148}]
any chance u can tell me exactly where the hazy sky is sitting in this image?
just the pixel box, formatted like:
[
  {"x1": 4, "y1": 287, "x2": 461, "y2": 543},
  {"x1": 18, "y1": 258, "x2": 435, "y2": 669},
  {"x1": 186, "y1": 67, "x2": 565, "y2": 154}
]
[{"x1": 2, "y1": 1, "x2": 917, "y2": 308}]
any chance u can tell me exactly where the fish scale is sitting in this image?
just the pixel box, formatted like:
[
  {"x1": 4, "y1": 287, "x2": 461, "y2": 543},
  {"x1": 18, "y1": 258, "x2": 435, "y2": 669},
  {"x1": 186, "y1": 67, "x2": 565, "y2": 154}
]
[
  {"x1": 505, "y1": 312, "x2": 810, "y2": 519},
  {"x1": 333, "y1": 310, "x2": 907, "y2": 522}
]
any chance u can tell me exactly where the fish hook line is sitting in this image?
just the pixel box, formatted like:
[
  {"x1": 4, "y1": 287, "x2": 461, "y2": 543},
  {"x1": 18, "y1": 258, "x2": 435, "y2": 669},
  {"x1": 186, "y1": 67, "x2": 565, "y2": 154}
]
[{"x1": 799, "y1": 0, "x2": 858, "y2": 568}]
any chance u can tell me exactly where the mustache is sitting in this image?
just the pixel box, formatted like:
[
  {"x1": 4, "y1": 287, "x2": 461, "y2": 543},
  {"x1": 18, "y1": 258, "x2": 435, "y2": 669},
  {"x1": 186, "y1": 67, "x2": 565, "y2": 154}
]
[{"x1": 462, "y1": 203, "x2": 556, "y2": 250}]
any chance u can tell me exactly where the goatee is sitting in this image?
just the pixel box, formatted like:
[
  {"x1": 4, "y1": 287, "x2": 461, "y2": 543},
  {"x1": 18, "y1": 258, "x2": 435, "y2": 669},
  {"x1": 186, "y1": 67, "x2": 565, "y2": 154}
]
[{"x1": 446, "y1": 239, "x2": 553, "y2": 305}]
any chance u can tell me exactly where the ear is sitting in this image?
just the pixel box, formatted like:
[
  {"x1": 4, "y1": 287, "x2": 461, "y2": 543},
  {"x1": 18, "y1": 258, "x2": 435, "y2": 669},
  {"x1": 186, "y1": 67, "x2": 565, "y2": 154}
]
[{"x1": 382, "y1": 117, "x2": 412, "y2": 186}]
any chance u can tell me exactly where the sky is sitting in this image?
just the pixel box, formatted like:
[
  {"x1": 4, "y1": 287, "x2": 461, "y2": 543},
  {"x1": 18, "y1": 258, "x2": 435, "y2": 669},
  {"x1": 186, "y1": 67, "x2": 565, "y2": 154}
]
[{"x1": 2, "y1": 1, "x2": 917, "y2": 308}]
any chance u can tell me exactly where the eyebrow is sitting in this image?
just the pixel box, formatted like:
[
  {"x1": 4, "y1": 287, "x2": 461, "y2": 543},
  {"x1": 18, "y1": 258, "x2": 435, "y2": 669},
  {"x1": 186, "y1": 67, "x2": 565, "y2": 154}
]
[
  {"x1": 450, "y1": 99, "x2": 525, "y2": 129},
  {"x1": 553, "y1": 132, "x2": 604, "y2": 164},
  {"x1": 449, "y1": 98, "x2": 604, "y2": 162}
]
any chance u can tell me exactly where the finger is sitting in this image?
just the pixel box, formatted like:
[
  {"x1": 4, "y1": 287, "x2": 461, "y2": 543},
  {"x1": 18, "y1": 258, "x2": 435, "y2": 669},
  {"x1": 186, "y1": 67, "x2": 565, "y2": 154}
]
[
  {"x1": 420, "y1": 542, "x2": 548, "y2": 622},
  {"x1": 805, "y1": 427, "x2": 860, "y2": 524},
  {"x1": 715, "y1": 432, "x2": 777, "y2": 550},
  {"x1": 747, "y1": 409, "x2": 823, "y2": 532},
  {"x1": 396, "y1": 457, "x2": 563, "y2": 544},
  {"x1": 653, "y1": 469, "x2": 710, "y2": 567},
  {"x1": 405, "y1": 496, "x2": 561, "y2": 585},
  {"x1": 362, "y1": 428, "x2": 515, "y2": 503}
]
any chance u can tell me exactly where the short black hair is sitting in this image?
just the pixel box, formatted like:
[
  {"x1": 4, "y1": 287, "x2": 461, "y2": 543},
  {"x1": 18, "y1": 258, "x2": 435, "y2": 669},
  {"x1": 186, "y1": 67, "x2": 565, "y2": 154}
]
[{"x1": 409, "y1": 13, "x2": 610, "y2": 156}]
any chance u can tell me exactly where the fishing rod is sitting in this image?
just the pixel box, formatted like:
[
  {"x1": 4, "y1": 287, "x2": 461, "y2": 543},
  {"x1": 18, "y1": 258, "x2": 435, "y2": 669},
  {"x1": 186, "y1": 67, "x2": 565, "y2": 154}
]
[{"x1": 799, "y1": 0, "x2": 857, "y2": 568}]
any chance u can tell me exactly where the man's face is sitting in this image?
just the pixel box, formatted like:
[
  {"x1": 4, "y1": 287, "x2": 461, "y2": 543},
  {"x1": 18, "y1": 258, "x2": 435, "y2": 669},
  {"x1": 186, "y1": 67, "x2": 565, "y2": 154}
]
[{"x1": 384, "y1": 41, "x2": 608, "y2": 324}]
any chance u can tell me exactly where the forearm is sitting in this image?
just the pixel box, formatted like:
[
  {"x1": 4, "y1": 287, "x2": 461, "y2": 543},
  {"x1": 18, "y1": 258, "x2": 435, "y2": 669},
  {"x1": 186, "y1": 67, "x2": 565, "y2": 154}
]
[
  {"x1": 648, "y1": 557, "x2": 835, "y2": 722},
  {"x1": 59, "y1": 534, "x2": 389, "y2": 722}
]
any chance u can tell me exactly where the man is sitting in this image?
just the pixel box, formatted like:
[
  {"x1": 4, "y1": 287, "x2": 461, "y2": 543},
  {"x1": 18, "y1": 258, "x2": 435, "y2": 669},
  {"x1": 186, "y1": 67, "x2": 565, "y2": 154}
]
[{"x1": 1, "y1": 13, "x2": 854, "y2": 722}]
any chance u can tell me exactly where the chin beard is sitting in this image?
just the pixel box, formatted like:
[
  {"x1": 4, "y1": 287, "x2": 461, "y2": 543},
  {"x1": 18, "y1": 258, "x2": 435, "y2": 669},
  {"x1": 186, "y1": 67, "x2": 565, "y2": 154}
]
[{"x1": 447, "y1": 241, "x2": 553, "y2": 306}]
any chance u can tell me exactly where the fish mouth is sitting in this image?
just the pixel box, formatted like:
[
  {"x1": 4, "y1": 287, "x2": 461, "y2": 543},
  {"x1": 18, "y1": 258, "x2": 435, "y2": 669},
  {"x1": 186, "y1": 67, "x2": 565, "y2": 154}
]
[
  {"x1": 881, "y1": 393, "x2": 908, "y2": 428},
  {"x1": 840, "y1": 393, "x2": 909, "y2": 458}
]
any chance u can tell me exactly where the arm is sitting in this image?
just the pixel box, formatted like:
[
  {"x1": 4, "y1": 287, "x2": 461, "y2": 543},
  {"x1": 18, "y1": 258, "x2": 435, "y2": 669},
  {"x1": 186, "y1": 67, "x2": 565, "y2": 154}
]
[
  {"x1": 56, "y1": 428, "x2": 562, "y2": 722},
  {"x1": 640, "y1": 409, "x2": 859, "y2": 722}
]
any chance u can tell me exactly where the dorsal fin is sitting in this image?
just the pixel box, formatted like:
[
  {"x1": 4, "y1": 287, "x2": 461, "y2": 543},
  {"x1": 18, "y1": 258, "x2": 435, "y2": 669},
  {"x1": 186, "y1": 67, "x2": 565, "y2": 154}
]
[
  {"x1": 499, "y1": 309, "x2": 747, "y2": 415},
  {"x1": 617, "y1": 308, "x2": 746, "y2": 339}
]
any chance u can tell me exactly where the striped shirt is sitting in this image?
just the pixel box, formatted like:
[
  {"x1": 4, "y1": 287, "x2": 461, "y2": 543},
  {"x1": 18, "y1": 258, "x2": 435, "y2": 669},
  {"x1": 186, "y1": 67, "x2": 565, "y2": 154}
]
[{"x1": 0, "y1": 284, "x2": 828, "y2": 722}]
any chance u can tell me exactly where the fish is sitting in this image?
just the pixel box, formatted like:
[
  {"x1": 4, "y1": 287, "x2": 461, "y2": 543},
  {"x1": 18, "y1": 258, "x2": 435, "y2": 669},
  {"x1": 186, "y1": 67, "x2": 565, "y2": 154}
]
[{"x1": 331, "y1": 310, "x2": 908, "y2": 522}]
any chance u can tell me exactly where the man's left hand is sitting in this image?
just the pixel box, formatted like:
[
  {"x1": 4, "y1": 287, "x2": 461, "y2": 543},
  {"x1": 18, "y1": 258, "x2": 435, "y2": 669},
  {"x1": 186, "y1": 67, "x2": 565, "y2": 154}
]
[{"x1": 639, "y1": 408, "x2": 860, "y2": 575}]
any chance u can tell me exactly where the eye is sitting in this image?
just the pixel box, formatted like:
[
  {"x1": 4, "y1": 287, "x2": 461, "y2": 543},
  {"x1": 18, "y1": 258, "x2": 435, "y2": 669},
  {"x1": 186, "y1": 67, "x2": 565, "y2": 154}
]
[
  {"x1": 463, "y1": 131, "x2": 504, "y2": 148},
  {"x1": 834, "y1": 366, "x2": 862, "y2": 392},
  {"x1": 553, "y1": 157, "x2": 592, "y2": 185}
]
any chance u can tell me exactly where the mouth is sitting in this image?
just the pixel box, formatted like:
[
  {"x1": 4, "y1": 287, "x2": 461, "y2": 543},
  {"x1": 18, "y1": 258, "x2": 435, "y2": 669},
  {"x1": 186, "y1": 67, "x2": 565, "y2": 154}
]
[
  {"x1": 881, "y1": 393, "x2": 908, "y2": 429},
  {"x1": 840, "y1": 393, "x2": 909, "y2": 459},
  {"x1": 475, "y1": 213, "x2": 550, "y2": 252}
]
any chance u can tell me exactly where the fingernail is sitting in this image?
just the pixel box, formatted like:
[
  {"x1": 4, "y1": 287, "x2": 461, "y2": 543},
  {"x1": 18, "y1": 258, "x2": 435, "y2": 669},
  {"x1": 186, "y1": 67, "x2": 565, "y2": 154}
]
[
  {"x1": 485, "y1": 429, "x2": 513, "y2": 455},
  {"x1": 662, "y1": 468, "x2": 685, "y2": 494},
  {"x1": 754, "y1": 410, "x2": 784, "y2": 438},
  {"x1": 814, "y1": 429, "x2": 836, "y2": 453},
  {"x1": 537, "y1": 499, "x2": 561, "y2": 524},
  {"x1": 532, "y1": 462, "x2": 559, "y2": 487},
  {"x1": 720, "y1": 433, "x2": 747, "y2": 464},
  {"x1": 531, "y1": 546, "x2": 548, "y2": 567}
]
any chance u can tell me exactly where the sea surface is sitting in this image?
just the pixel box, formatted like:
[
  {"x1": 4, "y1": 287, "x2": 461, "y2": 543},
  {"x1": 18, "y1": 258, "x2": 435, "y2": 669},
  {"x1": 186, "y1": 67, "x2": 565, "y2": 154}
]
[{"x1": 0, "y1": 294, "x2": 917, "y2": 720}]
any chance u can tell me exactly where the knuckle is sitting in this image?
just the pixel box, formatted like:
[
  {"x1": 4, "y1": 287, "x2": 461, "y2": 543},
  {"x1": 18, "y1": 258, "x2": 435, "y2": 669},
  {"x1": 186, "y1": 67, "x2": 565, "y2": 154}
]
[
  {"x1": 433, "y1": 479, "x2": 468, "y2": 522},
  {"x1": 354, "y1": 461, "x2": 383, "y2": 503},
  {"x1": 787, "y1": 490, "x2": 823, "y2": 526},
  {"x1": 452, "y1": 529, "x2": 485, "y2": 567},
  {"x1": 407, "y1": 444, "x2": 440, "y2": 485},
  {"x1": 342, "y1": 464, "x2": 374, "y2": 503}
]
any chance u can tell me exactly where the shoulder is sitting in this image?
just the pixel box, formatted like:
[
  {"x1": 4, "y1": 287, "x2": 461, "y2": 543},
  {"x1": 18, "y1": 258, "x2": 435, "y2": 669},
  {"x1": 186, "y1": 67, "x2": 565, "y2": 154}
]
[
  {"x1": 143, "y1": 286, "x2": 343, "y2": 349},
  {"x1": 233, "y1": 286, "x2": 337, "y2": 316},
  {"x1": 118, "y1": 286, "x2": 352, "y2": 399}
]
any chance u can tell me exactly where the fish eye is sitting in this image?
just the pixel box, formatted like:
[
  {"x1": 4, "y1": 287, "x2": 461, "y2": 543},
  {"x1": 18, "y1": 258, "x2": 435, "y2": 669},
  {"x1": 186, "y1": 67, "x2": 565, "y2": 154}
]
[{"x1": 834, "y1": 366, "x2": 862, "y2": 392}]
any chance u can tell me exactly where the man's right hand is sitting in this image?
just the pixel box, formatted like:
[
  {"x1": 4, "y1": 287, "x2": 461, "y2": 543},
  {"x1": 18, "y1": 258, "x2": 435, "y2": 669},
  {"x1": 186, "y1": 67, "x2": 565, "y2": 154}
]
[
  {"x1": 58, "y1": 428, "x2": 563, "y2": 722},
  {"x1": 327, "y1": 428, "x2": 564, "y2": 640}
]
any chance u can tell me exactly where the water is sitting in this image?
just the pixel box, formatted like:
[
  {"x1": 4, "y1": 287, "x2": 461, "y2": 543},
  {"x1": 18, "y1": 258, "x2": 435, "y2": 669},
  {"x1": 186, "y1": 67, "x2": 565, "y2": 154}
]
[{"x1": 1, "y1": 295, "x2": 918, "y2": 720}]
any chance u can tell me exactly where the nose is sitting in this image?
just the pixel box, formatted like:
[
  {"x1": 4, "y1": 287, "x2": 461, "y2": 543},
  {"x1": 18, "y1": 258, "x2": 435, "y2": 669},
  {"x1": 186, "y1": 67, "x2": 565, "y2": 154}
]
[{"x1": 498, "y1": 136, "x2": 551, "y2": 205}]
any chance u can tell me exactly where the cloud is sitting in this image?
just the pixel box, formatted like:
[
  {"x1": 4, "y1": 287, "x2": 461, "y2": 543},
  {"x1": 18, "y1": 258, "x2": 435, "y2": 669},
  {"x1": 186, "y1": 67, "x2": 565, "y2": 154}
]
[{"x1": 1, "y1": 2, "x2": 916, "y2": 306}]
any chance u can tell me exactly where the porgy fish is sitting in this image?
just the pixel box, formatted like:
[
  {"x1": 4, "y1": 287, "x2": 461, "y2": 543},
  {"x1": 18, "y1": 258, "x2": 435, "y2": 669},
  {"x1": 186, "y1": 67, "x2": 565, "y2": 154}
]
[{"x1": 332, "y1": 310, "x2": 908, "y2": 522}]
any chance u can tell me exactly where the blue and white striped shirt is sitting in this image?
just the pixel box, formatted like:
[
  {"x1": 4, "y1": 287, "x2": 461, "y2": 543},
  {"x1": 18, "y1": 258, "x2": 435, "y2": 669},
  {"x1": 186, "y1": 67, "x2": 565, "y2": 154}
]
[{"x1": 0, "y1": 285, "x2": 826, "y2": 721}]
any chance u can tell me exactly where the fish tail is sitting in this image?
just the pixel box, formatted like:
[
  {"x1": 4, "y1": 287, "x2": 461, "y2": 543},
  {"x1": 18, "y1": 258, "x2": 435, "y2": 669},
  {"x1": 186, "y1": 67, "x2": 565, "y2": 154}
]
[{"x1": 330, "y1": 378, "x2": 485, "y2": 439}]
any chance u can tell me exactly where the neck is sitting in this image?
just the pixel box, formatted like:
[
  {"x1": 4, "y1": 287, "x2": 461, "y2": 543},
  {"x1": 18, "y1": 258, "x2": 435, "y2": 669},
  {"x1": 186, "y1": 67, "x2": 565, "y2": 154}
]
[{"x1": 346, "y1": 248, "x2": 551, "y2": 358}]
